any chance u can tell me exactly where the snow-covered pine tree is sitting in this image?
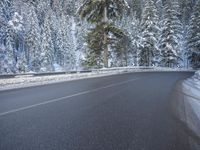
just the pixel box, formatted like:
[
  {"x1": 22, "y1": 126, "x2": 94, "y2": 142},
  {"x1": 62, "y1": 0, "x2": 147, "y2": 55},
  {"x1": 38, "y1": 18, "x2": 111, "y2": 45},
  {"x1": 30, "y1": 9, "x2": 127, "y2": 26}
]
[
  {"x1": 159, "y1": 0, "x2": 183, "y2": 68},
  {"x1": 25, "y1": 4, "x2": 41, "y2": 72},
  {"x1": 16, "y1": 51, "x2": 28, "y2": 73},
  {"x1": 0, "y1": 0, "x2": 13, "y2": 22},
  {"x1": 156, "y1": 0, "x2": 164, "y2": 19},
  {"x1": 84, "y1": 25, "x2": 105, "y2": 68},
  {"x1": 130, "y1": 15, "x2": 142, "y2": 66},
  {"x1": 5, "y1": 23, "x2": 15, "y2": 73},
  {"x1": 0, "y1": 0, "x2": 7, "y2": 26},
  {"x1": 0, "y1": 1, "x2": 7, "y2": 72},
  {"x1": 78, "y1": 0, "x2": 129, "y2": 68},
  {"x1": 58, "y1": 14, "x2": 76, "y2": 70},
  {"x1": 84, "y1": 46, "x2": 102, "y2": 69},
  {"x1": 55, "y1": 13, "x2": 70, "y2": 70},
  {"x1": 40, "y1": 10, "x2": 54, "y2": 72},
  {"x1": 0, "y1": 44, "x2": 8, "y2": 74},
  {"x1": 0, "y1": 0, "x2": 15, "y2": 74},
  {"x1": 7, "y1": 12, "x2": 24, "y2": 73},
  {"x1": 0, "y1": 0, "x2": 13, "y2": 74},
  {"x1": 65, "y1": 16, "x2": 77, "y2": 70},
  {"x1": 65, "y1": 0, "x2": 77, "y2": 16},
  {"x1": 75, "y1": 20, "x2": 89, "y2": 69},
  {"x1": 129, "y1": 0, "x2": 143, "y2": 19},
  {"x1": 114, "y1": 13, "x2": 140, "y2": 67},
  {"x1": 179, "y1": 0, "x2": 195, "y2": 26},
  {"x1": 139, "y1": 0, "x2": 160, "y2": 67},
  {"x1": 36, "y1": 0, "x2": 51, "y2": 25},
  {"x1": 187, "y1": 0, "x2": 200, "y2": 69},
  {"x1": 49, "y1": 10, "x2": 60, "y2": 71},
  {"x1": 55, "y1": 14, "x2": 65, "y2": 68},
  {"x1": 51, "y1": 0, "x2": 61, "y2": 13},
  {"x1": 112, "y1": 34, "x2": 131, "y2": 67},
  {"x1": 178, "y1": 0, "x2": 195, "y2": 68},
  {"x1": 8, "y1": 12, "x2": 23, "y2": 31}
]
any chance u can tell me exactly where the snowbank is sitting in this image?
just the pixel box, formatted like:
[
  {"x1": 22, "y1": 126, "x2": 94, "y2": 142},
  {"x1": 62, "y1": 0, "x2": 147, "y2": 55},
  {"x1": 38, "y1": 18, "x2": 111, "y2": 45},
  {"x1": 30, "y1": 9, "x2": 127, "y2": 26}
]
[
  {"x1": 193, "y1": 70, "x2": 200, "y2": 81},
  {"x1": 172, "y1": 70, "x2": 200, "y2": 148}
]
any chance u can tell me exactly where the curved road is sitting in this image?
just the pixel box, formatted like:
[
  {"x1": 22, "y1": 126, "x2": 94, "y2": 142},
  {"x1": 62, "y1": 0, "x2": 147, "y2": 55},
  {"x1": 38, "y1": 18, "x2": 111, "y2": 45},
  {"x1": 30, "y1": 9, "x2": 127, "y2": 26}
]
[{"x1": 0, "y1": 72, "x2": 194, "y2": 150}]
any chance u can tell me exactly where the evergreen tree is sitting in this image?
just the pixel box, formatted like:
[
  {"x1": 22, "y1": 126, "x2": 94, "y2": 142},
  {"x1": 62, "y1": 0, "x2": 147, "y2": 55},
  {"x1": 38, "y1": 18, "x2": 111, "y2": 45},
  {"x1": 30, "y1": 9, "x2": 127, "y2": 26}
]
[
  {"x1": 179, "y1": 0, "x2": 195, "y2": 26},
  {"x1": 16, "y1": 51, "x2": 28, "y2": 73},
  {"x1": 40, "y1": 11, "x2": 54, "y2": 72},
  {"x1": 51, "y1": 0, "x2": 61, "y2": 13},
  {"x1": 0, "y1": 0, "x2": 13, "y2": 21},
  {"x1": 112, "y1": 35, "x2": 131, "y2": 67},
  {"x1": 0, "y1": 44, "x2": 8, "y2": 73},
  {"x1": 139, "y1": 0, "x2": 160, "y2": 67},
  {"x1": 7, "y1": 12, "x2": 24, "y2": 72},
  {"x1": 0, "y1": 1, "x2": 7, "y2": 51},
  {"x1": 48, "y1": 10, "x2": 59, "y2": 69},
  {"x1": 84, "y1": 24, "x2": 104, "y2": 68},
  {"x1": 114, "y1": 14, "x2": 140, "y2": 67},
  {"x1": 75, "y1": 20, "x2": 89, "y2": 69},
  {"x1": 78, "y1": 0, "x2": 129, "y2": 68},
  {"x1": 159, "y1": 0, "x2": 183, "y2": 68},
  {"x1": 55, "y1": 14, "x2": 65, "y2": 68},
  {"x1": 25, "y1": 4, "x2": 41, "y2": 72},
  {"x1": 65, "y1": 0, "x2": 77, "y2": 16},
  {"x1": 5, "y1": 24, "x2": 15, "y2": 73},
  {"x1": 56, "y1": 14, "x2": 76, "y2": 70},
  {"x1": 129, "y1": 0, "x2": 143, "y2": 19},
  {"x1": 187, "y1": 0, "x2": 200, "y2": 68},
  {"x1": 65, "y1": 16, "x2": 77, "y2": 70},
  {"x1": 36, "y1": 0, "x2": 51, "y2": 25},
  {"x1": 0, "y1": 0, "x2": 13, "y2": 74}
]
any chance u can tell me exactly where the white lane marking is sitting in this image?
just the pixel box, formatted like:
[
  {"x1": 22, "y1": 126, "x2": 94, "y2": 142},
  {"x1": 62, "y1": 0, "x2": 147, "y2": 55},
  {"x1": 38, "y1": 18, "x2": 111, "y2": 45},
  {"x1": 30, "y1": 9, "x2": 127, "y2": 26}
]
[{"x1": 0, "y1": 78, "x2": 140, "y2": 117}]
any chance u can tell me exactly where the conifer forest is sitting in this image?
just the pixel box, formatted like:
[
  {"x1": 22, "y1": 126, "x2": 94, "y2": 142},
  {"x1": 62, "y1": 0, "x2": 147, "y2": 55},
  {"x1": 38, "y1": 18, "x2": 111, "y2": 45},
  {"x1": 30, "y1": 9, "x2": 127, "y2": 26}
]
[{"x1": 0, "y1": 0, "x2": 200, "y2": 74}]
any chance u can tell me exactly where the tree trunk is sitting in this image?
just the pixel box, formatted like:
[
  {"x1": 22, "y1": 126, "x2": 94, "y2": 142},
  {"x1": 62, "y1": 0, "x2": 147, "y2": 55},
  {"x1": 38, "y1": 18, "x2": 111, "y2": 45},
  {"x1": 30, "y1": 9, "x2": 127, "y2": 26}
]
[
  {"x1": 103, "y1": 6, "x2": 108, "y2": 68},
  {"x1": 103, "y1": 32, "x2": 108, "y2": 68}
]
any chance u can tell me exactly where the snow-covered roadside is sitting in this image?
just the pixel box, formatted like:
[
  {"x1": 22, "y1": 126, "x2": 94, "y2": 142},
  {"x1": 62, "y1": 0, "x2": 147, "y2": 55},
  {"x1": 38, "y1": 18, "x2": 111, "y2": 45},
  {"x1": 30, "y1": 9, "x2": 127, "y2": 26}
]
[
  {"x1": 172, "y1": 70, "x2": 200, "y2": 149},
  {"x1": 96, "y1": 66, "x2": 195, "y2": 71},
  {"x1": 0, "y1": 67, "x2": 195, "y2": 91},
  {"x1": 0, "y1": 70, "x2": 126, "y2": 91}
]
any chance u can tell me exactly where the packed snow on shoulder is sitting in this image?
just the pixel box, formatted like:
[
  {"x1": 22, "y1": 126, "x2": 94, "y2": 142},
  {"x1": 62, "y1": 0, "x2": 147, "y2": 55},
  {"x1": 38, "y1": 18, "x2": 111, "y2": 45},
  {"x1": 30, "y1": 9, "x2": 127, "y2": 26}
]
[
  {"x1": 193, "y1": 70, "x2": 200, "y2": 81},
  {"x1": 0, "y1": 69, "x2": 127, "y2": 91},
  {"x1": 183, "y1": 70, "x2": 200, "y2": 105},
  {"x1": 172, "y1": 70, "x2": 200, "y2": 148}
]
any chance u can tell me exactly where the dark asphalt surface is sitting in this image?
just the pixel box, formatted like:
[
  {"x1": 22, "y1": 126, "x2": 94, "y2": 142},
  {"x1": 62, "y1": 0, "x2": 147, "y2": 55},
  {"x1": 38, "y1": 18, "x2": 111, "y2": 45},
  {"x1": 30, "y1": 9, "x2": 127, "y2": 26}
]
[{"x1": 0, "y1": 72, "x2": 194, "y2": 150}]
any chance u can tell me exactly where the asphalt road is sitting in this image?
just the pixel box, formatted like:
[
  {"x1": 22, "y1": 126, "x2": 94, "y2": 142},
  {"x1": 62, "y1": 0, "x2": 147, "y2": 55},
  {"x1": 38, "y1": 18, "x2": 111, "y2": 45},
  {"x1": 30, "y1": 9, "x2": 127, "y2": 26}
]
[{"x1": 0, "y1": 72, "x2": 194, "y2": 150}]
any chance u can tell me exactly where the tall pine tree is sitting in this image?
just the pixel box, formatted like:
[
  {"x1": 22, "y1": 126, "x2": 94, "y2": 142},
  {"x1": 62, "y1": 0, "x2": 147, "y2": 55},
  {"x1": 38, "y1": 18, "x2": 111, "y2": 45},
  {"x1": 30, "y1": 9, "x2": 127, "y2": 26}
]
[
  {"x1": 139, "y1": 0, "x2": 160, "y2": 67},
  {"x1": 187, "y1": 0, "x2": 200, "y2": 69},
  {"x1": 40, "y1": 10, "x2": 54, "y2": 72},
  {"x1": 78, "y1": 0, "x2": 128, "y2": 68},
  {"x1": 159, "y1": 0, "x2": 183, "y2": 68},
  {"x1": 25, "y1": 4, "x2": 41, "y2": 72}
]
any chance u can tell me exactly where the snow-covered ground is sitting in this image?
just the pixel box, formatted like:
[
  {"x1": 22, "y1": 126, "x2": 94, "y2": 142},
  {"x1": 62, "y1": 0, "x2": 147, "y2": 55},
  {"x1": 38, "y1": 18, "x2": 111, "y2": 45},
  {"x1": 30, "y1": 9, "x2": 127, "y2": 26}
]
[
  {"x1": 0, "y1": 67, "x2": 196, "y2": 91},
  {"x1": 172, "y1": 70, "x2": 200, "y2": 149},
  {"x1": 0, "y1": 69, "x2": 129, "y2": 91}
]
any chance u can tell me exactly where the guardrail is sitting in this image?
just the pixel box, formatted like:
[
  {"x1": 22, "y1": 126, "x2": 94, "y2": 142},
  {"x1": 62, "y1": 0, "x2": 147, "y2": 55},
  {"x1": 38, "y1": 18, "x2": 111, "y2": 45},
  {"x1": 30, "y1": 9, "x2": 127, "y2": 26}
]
[
  {"x1": 0, "y1": 67, "x2": 196, "y2": 79},
  {"x1": 34, "y1": 72, "x2": 66, "y2": 76},
  {"x1": 0, "y1": 70, "x2": 93, "y2": 79},
  {"x1": 0, "y1": 74, "x2": 16, "y2": 79}
]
